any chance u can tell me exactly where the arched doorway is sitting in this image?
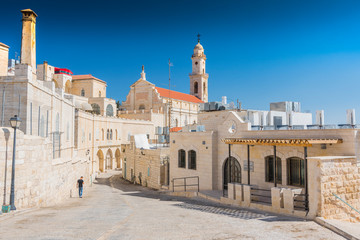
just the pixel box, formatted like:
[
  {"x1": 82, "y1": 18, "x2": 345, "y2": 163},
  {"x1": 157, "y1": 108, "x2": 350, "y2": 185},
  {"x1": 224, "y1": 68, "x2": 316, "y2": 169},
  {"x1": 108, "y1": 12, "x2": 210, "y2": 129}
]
[
  {"x1": 223, "y1": 156, "x2": 241, "y2": 190},
  {"x1": 106, "y1": 149, "x2": 113, "y2": 170},
  {"x1": 115, "y1": 148, "x2": 121, "y2": 169},
  {"x1": 97, "y1": 150, "x2": 104, "y2": 172}
]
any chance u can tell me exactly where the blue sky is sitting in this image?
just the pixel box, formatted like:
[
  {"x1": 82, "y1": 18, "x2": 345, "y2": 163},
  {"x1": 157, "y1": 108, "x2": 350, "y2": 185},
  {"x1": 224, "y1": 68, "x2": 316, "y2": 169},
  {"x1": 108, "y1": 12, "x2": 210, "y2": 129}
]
[{"x1": 1, "y1": 0, "x2": 360, "y2": 124}]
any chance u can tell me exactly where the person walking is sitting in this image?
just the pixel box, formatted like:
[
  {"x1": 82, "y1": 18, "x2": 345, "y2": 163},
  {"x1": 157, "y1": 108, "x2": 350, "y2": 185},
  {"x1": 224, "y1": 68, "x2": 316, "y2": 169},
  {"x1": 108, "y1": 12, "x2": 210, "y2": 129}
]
[{"x1": 77, "y1": 176, "x2": 84, "y2": 198}]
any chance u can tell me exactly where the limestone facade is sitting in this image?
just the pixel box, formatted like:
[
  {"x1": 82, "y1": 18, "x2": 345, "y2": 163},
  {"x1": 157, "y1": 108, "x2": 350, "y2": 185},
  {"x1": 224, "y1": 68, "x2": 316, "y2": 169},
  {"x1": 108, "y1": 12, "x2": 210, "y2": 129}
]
[
  {"x1": 122, "y1": 137, "x2": 170, "y2": 189},
  {"x1": 0, "y1": 43, "x2": 9, "y2": 76},
  {"x1": 170, "y1": 110, "x2": 360, "y2": 220}
]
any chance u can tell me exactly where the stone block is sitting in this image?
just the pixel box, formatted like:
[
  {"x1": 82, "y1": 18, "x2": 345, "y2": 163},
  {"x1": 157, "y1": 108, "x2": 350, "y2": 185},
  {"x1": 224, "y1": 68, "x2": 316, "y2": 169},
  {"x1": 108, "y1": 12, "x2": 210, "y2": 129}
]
[
  {"x1": 228, "y1": 183, "x2": 235, "y2": 200},
  {"x1": 283, "y1": 188, "x2": 294, "y2": 212},
  {"x1": 243, "y1": 185, "x2": 251, "y2": 207},
  {"x1": 271, "y1": 187, "x2": 282, "y2": 210},
  {"x1": 234, "y1": 183, "x2": 243, "y2": 201}
]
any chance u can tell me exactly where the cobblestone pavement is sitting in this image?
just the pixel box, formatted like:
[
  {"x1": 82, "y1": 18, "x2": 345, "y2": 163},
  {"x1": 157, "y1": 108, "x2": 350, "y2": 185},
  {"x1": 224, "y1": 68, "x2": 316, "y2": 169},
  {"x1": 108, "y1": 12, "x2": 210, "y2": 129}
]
[{"x1": 0, "y1": 171, "x2": 344, "y2": 240}]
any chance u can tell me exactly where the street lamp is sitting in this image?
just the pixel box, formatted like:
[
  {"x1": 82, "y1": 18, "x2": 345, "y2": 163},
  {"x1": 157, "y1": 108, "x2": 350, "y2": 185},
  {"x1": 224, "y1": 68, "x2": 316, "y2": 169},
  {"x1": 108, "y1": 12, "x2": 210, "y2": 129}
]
[{"x1": 9, "y1": 115, "x2": 21, "y2": 211}]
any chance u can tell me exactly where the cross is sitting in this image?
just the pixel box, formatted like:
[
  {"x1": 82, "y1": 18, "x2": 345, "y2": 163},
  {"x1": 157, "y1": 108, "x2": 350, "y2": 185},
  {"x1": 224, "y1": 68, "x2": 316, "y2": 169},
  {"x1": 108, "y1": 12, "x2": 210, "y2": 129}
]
[{"x1": 197, "y1": 33, "x2": 201, "y2": 43}]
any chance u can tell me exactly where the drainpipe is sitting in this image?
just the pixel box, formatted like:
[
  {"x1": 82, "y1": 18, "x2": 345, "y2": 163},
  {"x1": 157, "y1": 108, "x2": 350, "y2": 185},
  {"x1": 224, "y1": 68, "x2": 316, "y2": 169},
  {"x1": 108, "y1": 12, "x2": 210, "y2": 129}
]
[{"x1": 304, "y1": 146, "x2": 309, "y2": 212}]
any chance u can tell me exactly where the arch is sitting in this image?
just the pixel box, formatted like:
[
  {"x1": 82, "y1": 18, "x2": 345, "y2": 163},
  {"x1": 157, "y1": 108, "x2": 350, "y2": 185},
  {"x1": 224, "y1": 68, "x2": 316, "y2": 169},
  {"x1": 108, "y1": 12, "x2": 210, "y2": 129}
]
[
  {"x1": 115, "y1": 148, "x2": 121, "y2": 169},
  {"x1": 81, "y1": 88, "x2": 85, "y2": 97},
  {"x1": 99, "y1": 91, "x2": 102, "y2": 97},
  {"x1": 188, "y1": 150, "x2": 196, "y2": 170},
  {"x1": 139, "y1": 104, "x2": 145, "y2": 110},
  {"x1": 110, "y1": 129, "x2": 113, "y2": 140},
  {"x1": 64, "y1": 80, "x2": 71, "y2": 93},
  {"x1": 106, "y1": 149, "x2": 113, "y2": 170},
  {"x1": 91, "y1": 103, "x2": 100, "y2": 115},
  {"x1": 194, "y1": 81, "x2": 198, "y2": 94},
  {"x1": 53, "y1": 79, "x2": 60, "y2": 88},
  {"x1": 97, "y1": 150, "x2": 104, "y2": 172},
  {"x1": 178, "y1": 149, "x2": 186, "y2": 168},
  {"x1": 106, "y1": 104, "x2": 114, "y2": 117},
  {"x1": 223, "y1": 156, "x2": 241, "y2": 190}
]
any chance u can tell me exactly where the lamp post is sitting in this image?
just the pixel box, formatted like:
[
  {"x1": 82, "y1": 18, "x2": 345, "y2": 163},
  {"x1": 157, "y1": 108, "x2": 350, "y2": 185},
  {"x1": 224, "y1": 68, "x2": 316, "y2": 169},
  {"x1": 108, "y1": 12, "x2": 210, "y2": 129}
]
[{"x1": 9, "y1": 115, "x2": 21, "y2": 211}]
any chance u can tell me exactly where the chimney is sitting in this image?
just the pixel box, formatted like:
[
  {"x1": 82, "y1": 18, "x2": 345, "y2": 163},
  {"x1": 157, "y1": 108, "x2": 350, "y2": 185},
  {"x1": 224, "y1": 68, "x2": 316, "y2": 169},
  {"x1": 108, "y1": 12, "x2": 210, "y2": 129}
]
[
  {"x1": 222, "y1": 96, "x2": 227, "y2": 105},
  {"x1": 20, "y1": 9, "x2": 38, "y2": 79},
  {"x1": 0, "y1": 42, "x2": 9, "y2": 76}
]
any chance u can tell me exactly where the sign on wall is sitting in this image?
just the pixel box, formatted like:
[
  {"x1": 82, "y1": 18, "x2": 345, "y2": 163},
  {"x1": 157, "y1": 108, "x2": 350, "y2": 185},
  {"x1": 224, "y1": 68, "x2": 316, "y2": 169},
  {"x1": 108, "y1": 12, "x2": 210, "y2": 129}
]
[{"x1": 243, "y1": 160, "x2": 254, "y2": 172}]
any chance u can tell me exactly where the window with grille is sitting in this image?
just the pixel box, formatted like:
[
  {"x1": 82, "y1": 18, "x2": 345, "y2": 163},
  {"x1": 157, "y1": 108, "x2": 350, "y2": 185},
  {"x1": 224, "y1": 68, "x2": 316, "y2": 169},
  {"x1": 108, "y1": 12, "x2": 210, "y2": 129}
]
[
  {"x1": 287, "y1": 157, "x2": 305, "y2": 187},
  {"x1": 178, "y1": 149, "x2": 186, "y2": 168},
  {"x1": 188, "y1": 150, "x2": 196, "y2": 170},
  {"x1": 265, "y1": 156, "x2": 282, "y2": 183}
]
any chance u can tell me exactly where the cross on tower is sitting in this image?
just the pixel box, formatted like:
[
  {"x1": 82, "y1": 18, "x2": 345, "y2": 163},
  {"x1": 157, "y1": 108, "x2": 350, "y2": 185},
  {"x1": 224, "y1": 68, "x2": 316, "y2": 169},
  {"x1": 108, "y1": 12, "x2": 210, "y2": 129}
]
[{"x1": 197, "y1": 33, "x2": 201, "y2": 43}]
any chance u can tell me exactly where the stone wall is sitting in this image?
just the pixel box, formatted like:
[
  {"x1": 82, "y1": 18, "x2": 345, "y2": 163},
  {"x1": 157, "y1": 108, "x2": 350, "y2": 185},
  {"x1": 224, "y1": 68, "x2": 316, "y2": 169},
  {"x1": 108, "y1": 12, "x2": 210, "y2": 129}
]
[
  {"x1": 0, "y1": 128, "x2": 91, "y2": 209},
  {"x1": 122, "y1": 140, "x2": 169, "y2": 189},
  {"x1": 317, "y1": 157, "x2": 360, "y2": 222}
]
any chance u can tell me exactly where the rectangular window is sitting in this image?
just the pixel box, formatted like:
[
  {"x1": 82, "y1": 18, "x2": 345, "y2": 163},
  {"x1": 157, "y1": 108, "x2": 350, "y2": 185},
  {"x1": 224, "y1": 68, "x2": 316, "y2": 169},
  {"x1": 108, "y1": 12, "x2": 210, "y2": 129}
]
[
  {"x1": 287, "y1": 158, "x2": 305, "y2": 187},
  {"x1": 265, "y1": 156, "x2": 282, "y2": 183},
  {"x1": 188, "y1": 150, "x2": 196, "y2": 170}
]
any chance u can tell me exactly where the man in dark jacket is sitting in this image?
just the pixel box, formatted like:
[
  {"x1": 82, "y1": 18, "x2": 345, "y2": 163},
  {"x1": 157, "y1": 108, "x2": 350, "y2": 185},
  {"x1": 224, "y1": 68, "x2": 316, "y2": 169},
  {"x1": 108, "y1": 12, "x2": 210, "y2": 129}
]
[{"x1": 77, "y1": 176, "x2": 84, "y2": 198}]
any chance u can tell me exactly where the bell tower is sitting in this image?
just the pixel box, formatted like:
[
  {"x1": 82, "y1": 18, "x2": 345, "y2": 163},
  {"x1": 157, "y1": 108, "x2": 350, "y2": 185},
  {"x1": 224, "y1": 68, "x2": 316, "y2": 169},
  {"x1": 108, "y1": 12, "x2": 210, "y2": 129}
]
[{"x1": 189, "y1": 34, "x2": 208, "y2": 102}]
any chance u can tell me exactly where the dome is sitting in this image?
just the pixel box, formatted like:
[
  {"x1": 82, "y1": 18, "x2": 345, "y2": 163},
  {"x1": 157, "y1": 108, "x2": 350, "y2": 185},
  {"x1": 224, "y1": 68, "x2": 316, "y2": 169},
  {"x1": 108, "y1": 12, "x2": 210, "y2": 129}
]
[{"x1": 194, "y1": 43, "x2": 204, "y2": 50}]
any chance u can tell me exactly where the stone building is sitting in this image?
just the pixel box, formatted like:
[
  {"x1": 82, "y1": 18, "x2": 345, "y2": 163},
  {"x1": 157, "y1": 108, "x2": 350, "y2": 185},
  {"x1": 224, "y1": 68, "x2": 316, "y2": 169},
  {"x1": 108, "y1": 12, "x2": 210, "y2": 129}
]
[
  {"x1": 119, "y1": 41, "x2": 210, "y2": 129},
  {"x1": 170, "y1": 110, "x2": 360, "y2": 222},
  {"x1": 0, "y1": 9, "x2": 155, "y2": 210}
]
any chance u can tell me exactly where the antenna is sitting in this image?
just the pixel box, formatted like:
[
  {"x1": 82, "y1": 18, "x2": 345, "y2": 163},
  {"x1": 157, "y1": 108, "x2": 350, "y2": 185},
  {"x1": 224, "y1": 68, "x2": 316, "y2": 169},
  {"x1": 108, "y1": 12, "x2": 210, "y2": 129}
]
[{"x1": 197, "y1": 33, "x2": 201, "y2": 43}]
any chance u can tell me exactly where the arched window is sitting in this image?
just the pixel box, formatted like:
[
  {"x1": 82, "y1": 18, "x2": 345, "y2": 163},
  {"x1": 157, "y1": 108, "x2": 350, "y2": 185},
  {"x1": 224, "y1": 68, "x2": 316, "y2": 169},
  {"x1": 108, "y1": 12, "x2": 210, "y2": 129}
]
[
  {"x1": 99, "y1": 91, "x2": 101, "y2": 97},
  {"x1": 91, "y1": 103, "x2": 100, "y2": 115},
  {"x1": 102, "y1": 129, "x2": 104, "y2": 141},
  {"x1": 287, "y1": 157, "x2": 304, "y2": 187},
  {"x1": 265, "y1": 156, "x2": 282, "y2": 183},
  {"x1": 106, "y1": 104, "x2": 114, "y2": 117},
  {"x1": 203, "y1": 82, "x2": 206, "y2": 92},
  {"x1": 110, "y1": 129, "x2": 113, "y2": 140},
  {"x1": 178, "y1": 149, "x2": 186, "y2": 168},
  {"x1": 115, "y1": 130, "x2": 118, "y2": 140},
  {"x1": 188, "y1": 150, "x2": 196, "y2": 170},
  {"x1": 107, "y1": 129, "x2": 109, "y2": 140},
  {"x1": 81, "y1": 89, "x2": 85, "y2": 97},
  {"x1": 139, "y1": 104, "x2": 145, "y2": 110},
  {"x1": 175, "y1": 119, "x2": 178, "y2": 127},
  {"x1": 194, "y1": 82, "x2": 198, "y2": 94}
]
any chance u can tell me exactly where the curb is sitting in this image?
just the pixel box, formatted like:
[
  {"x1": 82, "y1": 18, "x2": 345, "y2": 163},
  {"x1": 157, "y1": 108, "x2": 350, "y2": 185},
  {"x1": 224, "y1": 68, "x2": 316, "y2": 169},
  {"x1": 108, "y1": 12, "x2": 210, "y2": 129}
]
[{"x1": 315, "y1": 217, "x2": 359, "y2": 240}]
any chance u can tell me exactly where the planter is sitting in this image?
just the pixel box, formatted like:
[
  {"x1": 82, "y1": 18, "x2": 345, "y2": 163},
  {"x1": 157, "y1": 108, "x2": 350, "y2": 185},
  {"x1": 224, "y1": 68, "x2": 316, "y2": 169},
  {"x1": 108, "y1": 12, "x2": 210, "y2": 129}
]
[{"x1": 2, "y1": 205, "x2": 11, "y2": 213}]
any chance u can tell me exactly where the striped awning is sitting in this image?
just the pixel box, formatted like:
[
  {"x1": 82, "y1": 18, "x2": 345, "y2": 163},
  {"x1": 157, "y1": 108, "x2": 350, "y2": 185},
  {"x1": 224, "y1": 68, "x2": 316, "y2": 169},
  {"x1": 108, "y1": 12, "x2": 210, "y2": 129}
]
[{"x1": 221, "y1": 138, "x2": 343, "y2": 147}]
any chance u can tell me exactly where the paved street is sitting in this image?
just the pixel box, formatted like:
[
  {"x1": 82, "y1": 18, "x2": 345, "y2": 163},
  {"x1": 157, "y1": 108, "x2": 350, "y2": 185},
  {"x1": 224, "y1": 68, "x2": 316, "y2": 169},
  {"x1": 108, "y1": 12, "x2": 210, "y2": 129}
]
[{"x1": 0, "y1": 171, "x2": 343, "y2": 240}]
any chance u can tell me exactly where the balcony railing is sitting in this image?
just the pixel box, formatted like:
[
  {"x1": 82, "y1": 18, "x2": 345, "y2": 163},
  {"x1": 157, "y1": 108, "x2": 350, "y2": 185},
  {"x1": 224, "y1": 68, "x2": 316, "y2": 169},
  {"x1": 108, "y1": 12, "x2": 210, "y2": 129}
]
[{"x1": 251, "y1": 124, "x2": 360, "y2": 131}]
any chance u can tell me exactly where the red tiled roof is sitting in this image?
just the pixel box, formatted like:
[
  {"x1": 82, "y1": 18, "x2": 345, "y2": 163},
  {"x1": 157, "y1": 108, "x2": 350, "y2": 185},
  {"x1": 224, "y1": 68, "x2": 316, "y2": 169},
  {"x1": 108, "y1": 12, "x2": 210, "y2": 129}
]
[
  {"x1": 170, "y1": 127, "x2": 182, "y2": 132},
  {"x1": 72, "y1": 74, "x2": 106, "y2": 83},
  {"x1": 155, "y1": 87, "x2": 204, "y2": 103}
]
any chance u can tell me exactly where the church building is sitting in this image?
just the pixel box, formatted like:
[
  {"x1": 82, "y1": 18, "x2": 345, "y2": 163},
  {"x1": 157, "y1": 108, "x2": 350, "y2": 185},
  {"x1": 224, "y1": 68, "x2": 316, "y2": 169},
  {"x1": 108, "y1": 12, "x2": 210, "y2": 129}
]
[{"x1": 119, "y1": 40, "x2": 209, "y2": 130}]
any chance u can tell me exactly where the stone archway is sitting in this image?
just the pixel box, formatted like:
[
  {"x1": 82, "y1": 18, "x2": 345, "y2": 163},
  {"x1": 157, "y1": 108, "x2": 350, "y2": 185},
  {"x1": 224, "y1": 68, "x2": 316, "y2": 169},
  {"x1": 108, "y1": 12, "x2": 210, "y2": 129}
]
[
  {"x1": 115, "y1": 148, "x2": 121, "y2": 169},
  {"x1": 223, "y1": 156, "x2": 241, "y2": 190},
  {"x1": 97, "y1": 150, "x2": 104, "y2": 172},
  {"x1": 106, "y1": 149, "x2": 113, "y2": 170}
]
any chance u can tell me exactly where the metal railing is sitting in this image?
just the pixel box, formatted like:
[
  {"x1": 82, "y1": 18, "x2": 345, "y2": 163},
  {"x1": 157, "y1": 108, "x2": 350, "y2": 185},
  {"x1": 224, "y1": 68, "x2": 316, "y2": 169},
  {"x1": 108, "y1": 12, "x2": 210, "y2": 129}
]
[
  {"x1": 250, "y1": 187, "x2": 271, "y2": 204},
  {"x1": 172, "y1": 176, "x2": 199, "y2": 192},
  {"x1": 294, "y1": 193, "x2": 308, "y2": 211},
  {"x1": 333, "y1": 193, "x2": 360, "y2": 215}
]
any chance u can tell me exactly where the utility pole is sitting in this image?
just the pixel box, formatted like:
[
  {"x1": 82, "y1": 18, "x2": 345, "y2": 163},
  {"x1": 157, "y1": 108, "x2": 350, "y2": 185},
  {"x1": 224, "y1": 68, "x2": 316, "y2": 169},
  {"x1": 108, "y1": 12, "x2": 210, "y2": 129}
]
[{"x1": 168, "y1": 58, "x2": 172, "y2": 137}]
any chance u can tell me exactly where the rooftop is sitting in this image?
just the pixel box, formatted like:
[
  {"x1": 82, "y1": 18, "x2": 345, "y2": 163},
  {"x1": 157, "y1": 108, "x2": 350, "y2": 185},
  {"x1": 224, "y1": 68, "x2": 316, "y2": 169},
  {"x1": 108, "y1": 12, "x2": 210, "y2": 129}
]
[
  {"x1": 72, "y1": 74, "x2": 106, "y2": 84},
  {"x1": 155, "y1": 87, "x2": 204, "y2": 103}
]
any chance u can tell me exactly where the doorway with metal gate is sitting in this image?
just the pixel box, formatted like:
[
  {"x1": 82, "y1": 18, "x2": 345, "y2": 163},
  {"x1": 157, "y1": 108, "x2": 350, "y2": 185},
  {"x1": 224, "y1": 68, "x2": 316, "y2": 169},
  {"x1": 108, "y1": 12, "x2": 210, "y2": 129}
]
[{"x1": 223, "y1": 156, "x2": 241, "y2": 191}]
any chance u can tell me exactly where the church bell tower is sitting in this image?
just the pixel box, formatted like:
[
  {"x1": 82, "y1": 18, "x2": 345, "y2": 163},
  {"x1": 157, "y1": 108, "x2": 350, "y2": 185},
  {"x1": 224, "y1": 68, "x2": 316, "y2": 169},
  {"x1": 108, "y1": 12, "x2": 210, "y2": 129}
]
[{"x1": 189, "y1": 34, "x2": 208, "y2": 102}]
